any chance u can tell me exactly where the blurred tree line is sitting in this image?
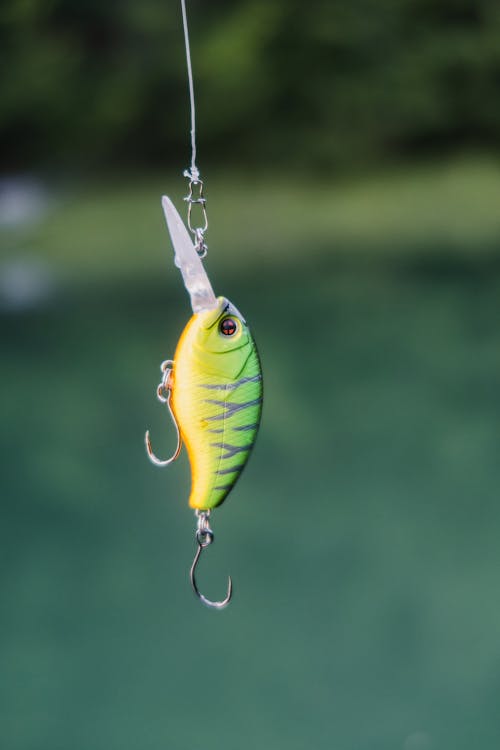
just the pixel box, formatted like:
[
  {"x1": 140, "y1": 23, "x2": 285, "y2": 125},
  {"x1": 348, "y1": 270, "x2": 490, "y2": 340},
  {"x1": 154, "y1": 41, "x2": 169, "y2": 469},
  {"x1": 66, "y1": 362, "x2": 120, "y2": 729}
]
[{"x1": 1, "y1": 0, "x2": 500, "y2": 172}]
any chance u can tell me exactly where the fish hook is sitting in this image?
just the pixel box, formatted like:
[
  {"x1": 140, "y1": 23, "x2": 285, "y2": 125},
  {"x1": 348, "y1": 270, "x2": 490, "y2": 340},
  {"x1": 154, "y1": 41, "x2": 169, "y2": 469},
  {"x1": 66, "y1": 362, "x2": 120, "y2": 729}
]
[
  {"x1": 190, "y1": 511, "x2": 232, "y2": 609},
  {"x1": 145, "y1": 360, "x2": 182, "y2": 466}
]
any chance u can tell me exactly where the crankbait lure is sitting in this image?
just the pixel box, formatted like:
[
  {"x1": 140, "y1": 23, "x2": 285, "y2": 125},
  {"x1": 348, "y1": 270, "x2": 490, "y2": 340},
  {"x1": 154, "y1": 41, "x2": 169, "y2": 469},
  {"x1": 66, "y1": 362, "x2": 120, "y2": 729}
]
[
  {"x1": 145, "y1": 198, "x2": 262, "y2": 608},
  {"x1": 145, "y1": 2, "x2": 262, "y2": 609}
]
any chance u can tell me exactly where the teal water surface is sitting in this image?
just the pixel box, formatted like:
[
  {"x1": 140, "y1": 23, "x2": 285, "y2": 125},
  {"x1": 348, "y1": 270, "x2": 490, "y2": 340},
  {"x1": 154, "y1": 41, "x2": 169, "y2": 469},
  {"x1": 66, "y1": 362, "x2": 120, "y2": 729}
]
[{"x1": 1, "y1": 253, "x2": 500, "y2": 750}]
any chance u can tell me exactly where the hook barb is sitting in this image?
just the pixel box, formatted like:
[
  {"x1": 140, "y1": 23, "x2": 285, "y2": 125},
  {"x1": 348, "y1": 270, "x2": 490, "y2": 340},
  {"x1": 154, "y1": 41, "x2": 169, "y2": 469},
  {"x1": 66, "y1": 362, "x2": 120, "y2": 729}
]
[{"x1": 190, "y1": 513, "x2": 232, "y2": 610}]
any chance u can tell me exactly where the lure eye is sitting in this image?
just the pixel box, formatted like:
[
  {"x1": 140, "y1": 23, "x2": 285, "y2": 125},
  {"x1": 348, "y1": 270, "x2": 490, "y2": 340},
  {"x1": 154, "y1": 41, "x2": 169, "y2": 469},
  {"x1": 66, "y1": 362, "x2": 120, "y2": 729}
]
[{"x1": 220, "y1": 317, "x2": 238, "y2": 336}]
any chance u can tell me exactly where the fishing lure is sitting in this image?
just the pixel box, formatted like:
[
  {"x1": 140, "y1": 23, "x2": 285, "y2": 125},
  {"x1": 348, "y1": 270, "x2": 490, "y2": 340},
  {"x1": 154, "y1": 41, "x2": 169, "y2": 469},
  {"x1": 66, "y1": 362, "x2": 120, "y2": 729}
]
[
  {"x1": 144, "y1": 2, "x2": 262, "y2": 609},
  {"x1": 145, "y1": 198, "x2": 262, "y2": 608}
]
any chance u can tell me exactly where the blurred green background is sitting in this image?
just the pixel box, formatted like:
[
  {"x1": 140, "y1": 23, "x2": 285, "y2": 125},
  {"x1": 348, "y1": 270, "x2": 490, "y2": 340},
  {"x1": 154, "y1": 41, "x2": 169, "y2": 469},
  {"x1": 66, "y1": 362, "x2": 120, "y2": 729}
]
[{"x1": 2, "y1": 2, "x2": 500, "y2": 749}]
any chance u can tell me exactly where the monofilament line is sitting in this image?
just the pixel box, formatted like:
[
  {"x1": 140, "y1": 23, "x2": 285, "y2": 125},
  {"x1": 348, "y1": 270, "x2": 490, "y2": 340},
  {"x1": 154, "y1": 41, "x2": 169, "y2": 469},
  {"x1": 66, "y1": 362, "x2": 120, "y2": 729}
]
[{"x1": 180, "y1": 0, "x2": 199, "y2": 181}]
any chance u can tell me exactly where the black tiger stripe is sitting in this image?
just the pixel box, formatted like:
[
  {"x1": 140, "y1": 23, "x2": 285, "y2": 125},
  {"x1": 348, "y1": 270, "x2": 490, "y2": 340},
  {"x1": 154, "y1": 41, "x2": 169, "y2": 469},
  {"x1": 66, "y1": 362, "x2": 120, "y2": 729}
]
[
  {"x1": 205, "y1": 397, "x2": 263, "y2": 421},
  {"x1": 210, "y1": 442, "x2": 253, "y2": 459},
  {"x1": 216, "y1": 463, "x2": 247, "y2": 476},
  {"x1": 199, "y1": 374, "x2": 262, "y2": 391},
  {"x1": 233, "y1": 422, "x2": 260, "y2": 432}
]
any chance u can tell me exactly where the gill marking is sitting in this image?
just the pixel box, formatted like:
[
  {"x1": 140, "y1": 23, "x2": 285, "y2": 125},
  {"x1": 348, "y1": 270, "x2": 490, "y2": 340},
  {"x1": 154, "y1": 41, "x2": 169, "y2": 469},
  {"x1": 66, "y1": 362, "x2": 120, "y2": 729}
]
[{"x1": 204, "y1": 397, "x2": 263, "y2": 422}]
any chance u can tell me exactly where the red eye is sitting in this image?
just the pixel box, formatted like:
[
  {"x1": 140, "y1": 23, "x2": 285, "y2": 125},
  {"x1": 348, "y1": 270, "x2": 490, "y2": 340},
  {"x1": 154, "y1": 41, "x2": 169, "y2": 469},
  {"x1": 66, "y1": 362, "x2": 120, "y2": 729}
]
[{"x1": 220, "y1": 317, "x2": 237, "y2": 336}]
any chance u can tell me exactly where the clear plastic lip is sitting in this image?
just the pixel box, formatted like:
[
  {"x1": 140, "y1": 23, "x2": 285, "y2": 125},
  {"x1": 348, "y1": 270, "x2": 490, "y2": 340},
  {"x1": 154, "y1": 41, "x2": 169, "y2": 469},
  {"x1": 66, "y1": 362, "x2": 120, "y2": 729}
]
[{"x1": 161, "y1": 195, "x2": 218, "y2": 314}]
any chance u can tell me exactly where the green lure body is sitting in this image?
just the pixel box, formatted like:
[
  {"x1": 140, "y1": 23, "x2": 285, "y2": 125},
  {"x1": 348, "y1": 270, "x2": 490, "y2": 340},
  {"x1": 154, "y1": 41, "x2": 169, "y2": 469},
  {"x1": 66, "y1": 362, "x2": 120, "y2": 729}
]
[{"x1": 171, "y1": 296, "x2": 263, "y2": 510}]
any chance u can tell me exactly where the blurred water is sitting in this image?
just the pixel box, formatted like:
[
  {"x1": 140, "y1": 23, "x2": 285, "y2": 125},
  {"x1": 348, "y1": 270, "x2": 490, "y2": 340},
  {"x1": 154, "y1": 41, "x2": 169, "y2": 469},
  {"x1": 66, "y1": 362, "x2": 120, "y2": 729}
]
[
  {"x1": 0, "y1": 178, "x2": 50, "y2": 228},
  {"x1": 1, "y1": 254, "x2": 499, "y2": 750},
  {"x1": 0, "y1": 259, "x2": 57, "y2": 313}
]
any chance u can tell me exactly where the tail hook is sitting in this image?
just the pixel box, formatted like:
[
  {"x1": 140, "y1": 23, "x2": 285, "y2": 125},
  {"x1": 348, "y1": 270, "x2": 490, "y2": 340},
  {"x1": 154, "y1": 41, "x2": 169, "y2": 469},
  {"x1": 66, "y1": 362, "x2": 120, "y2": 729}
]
[
  {"x1": 190, "y1": 511, "x2": 232, "y2": 610},
  {"x1": 145, "y1": 360, "x2": 182, "y2": 466}
]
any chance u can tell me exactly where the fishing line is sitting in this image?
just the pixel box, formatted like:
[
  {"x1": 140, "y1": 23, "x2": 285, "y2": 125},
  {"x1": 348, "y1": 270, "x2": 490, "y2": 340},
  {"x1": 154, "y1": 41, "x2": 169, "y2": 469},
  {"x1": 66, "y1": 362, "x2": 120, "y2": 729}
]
[
  {"x1": 180, "y1": 0, "x2": 208, "y2": 256},
  {"x1": 180, "y1": 0, "x2": 199, "y2": 181}
]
